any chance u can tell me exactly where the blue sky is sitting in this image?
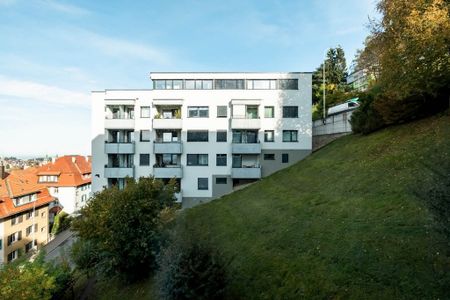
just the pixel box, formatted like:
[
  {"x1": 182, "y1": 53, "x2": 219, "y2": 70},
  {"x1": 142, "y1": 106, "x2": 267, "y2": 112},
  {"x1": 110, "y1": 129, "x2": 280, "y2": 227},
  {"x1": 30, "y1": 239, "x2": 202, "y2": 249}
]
[{"x1": 0, "y1": 0, "x2": 377, "y2": 157}]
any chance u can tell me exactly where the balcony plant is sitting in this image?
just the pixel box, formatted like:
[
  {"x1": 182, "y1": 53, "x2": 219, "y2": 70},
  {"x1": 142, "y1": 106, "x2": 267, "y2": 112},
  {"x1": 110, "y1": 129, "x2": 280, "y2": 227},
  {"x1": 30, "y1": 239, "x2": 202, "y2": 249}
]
[
  {"x1": 175, "y1": 110, "x2": 181, "y2": 119},
  {"x1": 154, "y1": 112, "x2": 161, "y2": 119}
]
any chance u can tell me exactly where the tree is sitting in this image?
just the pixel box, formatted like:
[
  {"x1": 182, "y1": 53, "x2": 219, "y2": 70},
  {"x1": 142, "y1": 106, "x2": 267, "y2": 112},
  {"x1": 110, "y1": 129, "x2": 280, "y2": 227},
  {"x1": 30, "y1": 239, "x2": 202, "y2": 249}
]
[
  {"x1": 355, "y1": 0, "x2": 450, "y2": 124},
  {"x1": 312, "y1": 46, "x2": 348, "y2": 105},
  {"x1": 0, "y1": 253, "x2": 72, "y2": 300},
  {"x1": 72, "y1": 177, "x2": 177, "y2": 282}
]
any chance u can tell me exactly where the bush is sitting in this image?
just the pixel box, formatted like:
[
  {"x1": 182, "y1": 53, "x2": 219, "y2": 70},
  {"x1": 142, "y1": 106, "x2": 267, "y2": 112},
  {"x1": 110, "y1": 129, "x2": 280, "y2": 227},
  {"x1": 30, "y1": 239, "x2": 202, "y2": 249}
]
[
  {"x1": 350, "y1": 93, "x2": 385, "y2": 134},
  {"x1": 51, "y1": 212, "x2": 71, "y2": 235},
  {"x1": 157, "y1": 233, "x2": 228, "y2": 300},
  {"x1": 72, "y1": 177, "x2": 177, "y2": 282}
]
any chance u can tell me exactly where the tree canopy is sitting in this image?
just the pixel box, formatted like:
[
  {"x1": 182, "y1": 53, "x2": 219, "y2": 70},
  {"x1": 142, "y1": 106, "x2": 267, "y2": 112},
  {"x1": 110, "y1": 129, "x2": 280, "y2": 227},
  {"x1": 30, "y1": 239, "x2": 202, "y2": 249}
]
[{"x1": 72, "y1": 177, "x2": 177, "y2": 282}]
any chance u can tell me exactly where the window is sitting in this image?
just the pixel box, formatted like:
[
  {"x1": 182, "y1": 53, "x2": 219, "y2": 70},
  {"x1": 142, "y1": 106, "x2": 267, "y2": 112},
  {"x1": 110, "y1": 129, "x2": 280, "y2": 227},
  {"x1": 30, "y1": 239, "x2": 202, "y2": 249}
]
[
  {"x1": 140, "y1": 106, "x2": 150, "y2": 118},
  {"x1": 7, "y1": 250, "x2": 18, "y2": 262},
  {"x1": 264, "y1": 130, "x2": 274, "y2": 142},
  {"x1": 38, "y1": 176, "x2": 58, "y2": 183},
  {"x1": 41, "y1": 211, "x2": 45, "y2": 218},
  {"x1": 153, "y1": 79, "x2": 183, "y2": 90},
  {"x1": 217, "y1": 106, "x2": 227, "y2": 118},
  {"x1": 279, "y1": 79, "x2": 298, "y2": 90},
  {"x1": 41, "y1": 226, "x2": 45, "y2": 233},
  {"x1": 246, "y1": 106, "x2": 259, "y2": 119},
  {"x1": 216, "y1": 131, "x2": 227, "y2": 142},
  {"x1": 232, "y1": 130, "x2": 258, "y2": 143},
  {"x1": 25, "y1": 241, "x2": 33, "y2": 253},
  {"x1": 187, "y1": 131, "x2": 208, "y2": 142},
  {"x1": 264, "y1": 154, "x2": 275, "y2": 160},
  {"x1": 247, "y1": 79, "x2": 276, "y2": 89},
  {"x1": 185, "y1": 79, "x2": 212, "y2": 89},
  {"x1": 185, "y1": 80, "x2": 195, "y2": 89},
  {"x1": 216, "y1": 177, "x2": 227, "y2": 184},
  {"x1": 264, "y1": 106, "x2": 274, "y2": 118},
  {"x1": 282, "y1": 153, "x2": 289, "y2": 163},
  {"x1": 188, "y1": 106, "x2": 209, "y2": 118},
  {"x1": 187, "y1": 154, "x2": 208, "y2": 166},
  {"x1": 26, "y1": 211, "x2": 33, "y2": 220},
  {"x1": 283, "y1": 130, "x2": 298, "y2": 142},
  {"x1": 216, "y1": 154, "x2": 227, "y2": 166},
  {"x1": 26, "y1": 225, "x2": 33, "y2": 236},
  {"x1": 215, "y1": 79, "x2": 245, "y2": 89},
  {"x1": 198, "y1": 178, "x2": 208, "y2": 190},
  {"x1": 0, "y1": 239, "x2": 2, "y2": 250},
  {"x1": 140, "y1": 130, "x2": 151, "y2": 142},
  {"x1": 283, "y1": 106, "x2": 298, "y2": 118},
  {"x1": 7, "y1": 231, "x2": 21, "y2": 246},
  {"x1": 140, "y1": 154, "x2": 150, "y2": 166},
  {"x1": 11, "y1": 215, "x2": 22, "y2": 225}
]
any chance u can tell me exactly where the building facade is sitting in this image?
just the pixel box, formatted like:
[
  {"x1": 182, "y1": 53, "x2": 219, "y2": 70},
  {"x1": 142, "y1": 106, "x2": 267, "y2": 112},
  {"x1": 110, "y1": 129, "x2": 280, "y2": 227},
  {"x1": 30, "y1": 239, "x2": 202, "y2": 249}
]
[
  {"x1": 36, "y1": 156, "x2": 92, "y2": 214},
  {"x1": 0, "y1": 169, "x2": 56, "y2": 264},
  {"x1": 92, "y1": 72, "x2": 312, "y2": 207}
]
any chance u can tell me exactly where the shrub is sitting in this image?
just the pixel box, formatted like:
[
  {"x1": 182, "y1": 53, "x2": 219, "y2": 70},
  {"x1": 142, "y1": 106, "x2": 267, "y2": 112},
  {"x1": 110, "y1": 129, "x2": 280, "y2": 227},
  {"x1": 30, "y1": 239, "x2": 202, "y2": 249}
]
[
  {"x1": 72, "y1": 177, "x2": 177, "y2": 282},
  {"x1": 157, "y1": 233, "x2": 228, "y2": 300},
  {"x1": 350, "y1": 93, "x2": 385, "y2": 134},
  {"x1": 51, "y1": 212, "x2": 71, "y2": 235}
]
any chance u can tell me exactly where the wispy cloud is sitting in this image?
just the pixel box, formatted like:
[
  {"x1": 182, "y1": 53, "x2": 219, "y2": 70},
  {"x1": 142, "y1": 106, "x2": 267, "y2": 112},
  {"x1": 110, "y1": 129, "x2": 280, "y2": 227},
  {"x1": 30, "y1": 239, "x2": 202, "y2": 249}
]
[
  {"x1": 39, "y1": 0, "x2": 90, "y2": 15},
  {"x1": 0, "y1": 75, "x2": 89, "y2": 108}
]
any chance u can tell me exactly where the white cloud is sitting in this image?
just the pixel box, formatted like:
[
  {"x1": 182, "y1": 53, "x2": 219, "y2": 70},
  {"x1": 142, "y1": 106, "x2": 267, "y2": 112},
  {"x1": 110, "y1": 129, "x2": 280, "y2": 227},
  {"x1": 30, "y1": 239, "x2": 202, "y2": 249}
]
[
  {"x1": 39, "y1": 0, "x2": 90, "y2": 15},
  {"x1": 0, "y1": 75, "x2": 89, "y2": 108}
]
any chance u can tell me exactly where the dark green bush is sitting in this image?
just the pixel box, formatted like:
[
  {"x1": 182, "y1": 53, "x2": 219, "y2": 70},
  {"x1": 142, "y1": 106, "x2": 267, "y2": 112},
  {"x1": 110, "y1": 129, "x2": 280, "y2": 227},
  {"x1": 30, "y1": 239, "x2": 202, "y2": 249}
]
[
  {"x1": 157, "y1": 234, "x2": 228, "y2": 300},
  {"x1": 350, "y1": 93, "x2": 385, "y2": 134}
]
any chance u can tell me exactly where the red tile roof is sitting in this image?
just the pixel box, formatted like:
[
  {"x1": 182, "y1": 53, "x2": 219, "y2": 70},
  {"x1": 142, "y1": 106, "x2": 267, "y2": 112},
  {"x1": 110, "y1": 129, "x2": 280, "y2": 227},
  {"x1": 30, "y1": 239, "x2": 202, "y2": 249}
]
[
  {"x1": 36, "y1": 155, "x2": 91, "y2": 187},
  {"x1": 0, "y1": 169, "x2": 55, "y2": 219}
]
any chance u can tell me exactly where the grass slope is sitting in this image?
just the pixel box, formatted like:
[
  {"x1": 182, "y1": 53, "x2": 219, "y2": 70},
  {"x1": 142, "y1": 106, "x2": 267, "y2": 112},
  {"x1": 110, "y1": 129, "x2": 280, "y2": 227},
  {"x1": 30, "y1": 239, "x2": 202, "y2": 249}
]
[{"x1": 181, "y1": 115, "x2": 450, "y2": 299}]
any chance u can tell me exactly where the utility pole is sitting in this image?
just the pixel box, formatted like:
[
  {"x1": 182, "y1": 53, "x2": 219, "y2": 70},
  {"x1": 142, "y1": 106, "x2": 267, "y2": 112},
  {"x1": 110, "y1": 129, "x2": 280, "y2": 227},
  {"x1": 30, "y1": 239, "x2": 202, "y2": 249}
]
[{"x1": 323, "y1": 50, "x2": 327, "y2": 121}]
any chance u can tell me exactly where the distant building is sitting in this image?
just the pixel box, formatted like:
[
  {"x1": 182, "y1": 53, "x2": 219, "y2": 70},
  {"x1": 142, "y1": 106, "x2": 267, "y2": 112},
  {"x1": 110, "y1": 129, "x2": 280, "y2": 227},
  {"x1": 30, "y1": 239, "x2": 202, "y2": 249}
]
[
  {"x1": 92, "y1": 72, "x2": 312, "y2": 207},
  {"x1": 36, "y1": 156, "x2": 92, "y2": 214},
  {"x1": 347, "y1": 69, "x2": 373, "y2": 92},
  {"x1": 0, "y1": 167, "x2": 57, "y2": 264}
]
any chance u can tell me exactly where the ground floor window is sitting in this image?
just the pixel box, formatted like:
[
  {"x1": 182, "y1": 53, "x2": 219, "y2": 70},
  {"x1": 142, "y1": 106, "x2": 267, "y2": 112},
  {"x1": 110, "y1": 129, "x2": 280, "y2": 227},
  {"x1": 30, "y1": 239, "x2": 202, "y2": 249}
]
[
  {"x1": 282, "y1": 153, "x2": 289, "y2": 163},
  {"x1": 198, "y1": 178, "x2": 208, "y2": 190}
]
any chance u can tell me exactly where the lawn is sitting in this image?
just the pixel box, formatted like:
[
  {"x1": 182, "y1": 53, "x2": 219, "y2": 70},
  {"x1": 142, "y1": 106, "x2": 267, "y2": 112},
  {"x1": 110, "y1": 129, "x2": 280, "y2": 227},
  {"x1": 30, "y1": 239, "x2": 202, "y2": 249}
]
[{"x1": 179, "y1": 114, "x2": 450, "y2": 299}]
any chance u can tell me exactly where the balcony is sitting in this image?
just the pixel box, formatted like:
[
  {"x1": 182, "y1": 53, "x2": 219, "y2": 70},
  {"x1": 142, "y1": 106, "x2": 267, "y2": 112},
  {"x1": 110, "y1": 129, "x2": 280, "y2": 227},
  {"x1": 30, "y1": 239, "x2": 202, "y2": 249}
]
[
  {"x1": 232, "y1": 143, "x2": 261, "y2": 154},
  {"x1": 230, "y1": 118, "x2": 261, "y2": 129},
  {"x1": 231, "y1": 167, "x2": 261, "y2": 179},
  {"x1": 105, "y1": 142, "x2": 135, "y2": 154},
  {"x1": 152, "y1": 118, "x2": 182, "y2": 129},
  {"x1": 153, "y1": 142, "x2": 182, "y2": 154},
  {"x1": 104, "y1": 118, "x2": 135, "y2": 129},
  {"x1": 104, "y1": 166, "x2": 134, "y2": 178},
  {"x1": 153, "y1": 166, "x2": 183, "y2": 178}
]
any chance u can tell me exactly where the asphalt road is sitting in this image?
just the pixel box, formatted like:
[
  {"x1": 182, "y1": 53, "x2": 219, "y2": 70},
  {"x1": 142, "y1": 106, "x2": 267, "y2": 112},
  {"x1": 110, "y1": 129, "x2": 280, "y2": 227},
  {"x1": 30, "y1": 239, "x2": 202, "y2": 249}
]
[{"x1": 44, "y1": 230, "x2": 76, "y2": 264}]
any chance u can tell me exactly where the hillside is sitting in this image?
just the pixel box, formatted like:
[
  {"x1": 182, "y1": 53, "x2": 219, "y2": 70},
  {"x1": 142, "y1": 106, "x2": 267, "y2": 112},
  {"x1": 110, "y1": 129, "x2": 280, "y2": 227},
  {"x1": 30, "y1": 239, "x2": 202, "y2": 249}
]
[{"x1": 179, "y1": 114, "x2": 450, "y2": 299}]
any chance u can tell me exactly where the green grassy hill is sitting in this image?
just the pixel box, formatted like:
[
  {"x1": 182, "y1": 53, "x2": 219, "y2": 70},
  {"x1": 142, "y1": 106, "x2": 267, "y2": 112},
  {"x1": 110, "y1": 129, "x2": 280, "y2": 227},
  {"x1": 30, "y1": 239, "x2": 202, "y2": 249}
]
[{"x1": 180, "y1": 114, "x2": 450, "y2": 299}]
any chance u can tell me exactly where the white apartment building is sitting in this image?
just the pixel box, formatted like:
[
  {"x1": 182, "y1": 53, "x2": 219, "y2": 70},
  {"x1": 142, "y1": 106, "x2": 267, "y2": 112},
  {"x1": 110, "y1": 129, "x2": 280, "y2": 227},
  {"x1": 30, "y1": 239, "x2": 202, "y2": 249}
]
[{"x1": 92, "y1": 72, "x2": 312, "y2": 207}]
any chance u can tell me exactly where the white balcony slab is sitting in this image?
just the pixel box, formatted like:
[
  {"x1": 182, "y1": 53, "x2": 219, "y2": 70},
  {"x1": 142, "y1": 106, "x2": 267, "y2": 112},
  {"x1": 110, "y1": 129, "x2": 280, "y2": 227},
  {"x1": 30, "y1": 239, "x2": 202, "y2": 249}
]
[
  {"x1": 104, "y1": 167, "x2": 134, "y2": 178},
  {"x1": 152, "y1": 118, "x2": 182, "y2": 129},
  {"x1": 104, "y1": 119, "x2": 135, "y2": 129},
  {"x1": 231, "y1": 167, "x2": 261, "y2": 179},
  {"x1": 154, "y1": 142, "x2": 182, "y2": 154},
  {"x1": 105, "y1": 143, "x2": 135, "y2": 154},
  {"x1": 230, "y1": 118, "x2": 261, "y2": 129},
  {"x1": 153, "y1": 167, "x2": 182, "y2": 178},
  {"x1": 231, "y1": 143, "x2": 261, "y2": 154}
]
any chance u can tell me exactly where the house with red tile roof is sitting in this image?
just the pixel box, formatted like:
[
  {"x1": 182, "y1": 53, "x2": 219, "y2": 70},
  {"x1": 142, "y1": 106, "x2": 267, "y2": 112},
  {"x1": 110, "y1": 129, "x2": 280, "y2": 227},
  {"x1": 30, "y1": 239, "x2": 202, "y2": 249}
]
[
  {"x1": 36, "y1": 155, "x2": 92, "y2": 214},
  {"x1": 0, "y1": 167, "x2": 57, "y2": 264}
]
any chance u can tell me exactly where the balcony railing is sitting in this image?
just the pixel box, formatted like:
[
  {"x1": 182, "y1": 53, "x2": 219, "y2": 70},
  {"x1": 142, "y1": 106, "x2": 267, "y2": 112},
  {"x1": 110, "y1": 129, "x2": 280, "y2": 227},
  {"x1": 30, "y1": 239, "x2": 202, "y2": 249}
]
[
  {"x1": 230, "y1": 117, "x2": 261, "y2": 129},
  {"x1": 105, "y1": 142, "x2": 135, "y2": 154},
  {"x1": 153, "y1": 165, "x2": 183, "y2": 178},
  {"x1": 152, "y1": 118, "x2": 183, "y2": 129},
  {"x1": 231, "y1": 167, "x2": 261, "y2": 179},
  {"x1": 104, "y1": 166, "x2": 134, "y2": 178},
  {"x1": 231, "y1": 142, "x2": 261, "y2": 154},
  {"x1": 153, "y1": 141, "x2": 182, "y2": 154}
]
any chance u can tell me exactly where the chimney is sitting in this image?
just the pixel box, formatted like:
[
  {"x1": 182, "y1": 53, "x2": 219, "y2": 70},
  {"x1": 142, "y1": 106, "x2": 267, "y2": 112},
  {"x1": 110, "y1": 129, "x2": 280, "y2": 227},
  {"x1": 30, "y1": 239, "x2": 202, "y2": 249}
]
[
  {"x1": 72, "y1": 156, "x2": 76, "y2": 163},
  {"x1": 0, "y1": 164, "x2": 5, "y2": 180}
]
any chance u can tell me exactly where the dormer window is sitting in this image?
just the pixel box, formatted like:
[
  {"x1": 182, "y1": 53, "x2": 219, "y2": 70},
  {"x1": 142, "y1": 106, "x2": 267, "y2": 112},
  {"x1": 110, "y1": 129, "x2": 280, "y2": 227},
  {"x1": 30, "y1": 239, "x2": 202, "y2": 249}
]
[
  {"x1": 38, "y1": 175, "x2": 58, "y2": 183},
  {"x1": 14, "y1": 193, "x2": 37, "y2": 206}
]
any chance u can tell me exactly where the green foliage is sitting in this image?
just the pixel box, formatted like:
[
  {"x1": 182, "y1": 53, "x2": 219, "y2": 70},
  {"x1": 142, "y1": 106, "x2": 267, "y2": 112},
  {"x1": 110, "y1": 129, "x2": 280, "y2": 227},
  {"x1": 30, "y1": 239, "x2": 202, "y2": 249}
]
[
  {"x1": 157, "y1": 228, "x2": 228, "y2": 300},
  {"x1": 72, "y1": 177, "x2": 177, "y2": 282},
  {"x1": 312, "y1": 46, "x2": 348, "y2": 105},
  {"x1": 0, "y1": 253, "x2": 72, "y2": 300},
  {"x1": 350, "y1": 92, "x2": 385, "y2": 134},
  {"x1": 70, "y1": 240, "x2": 100, "y2": 277},
  {"x1": 355, "y1": 0, "x2": 450, "y2": 124},
  {"x1": 176, "y1": 115, "x2": 450, "y2": 298},
  {"x1": 51, "y1": 211, "x2": 71, "y2": 235}
]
